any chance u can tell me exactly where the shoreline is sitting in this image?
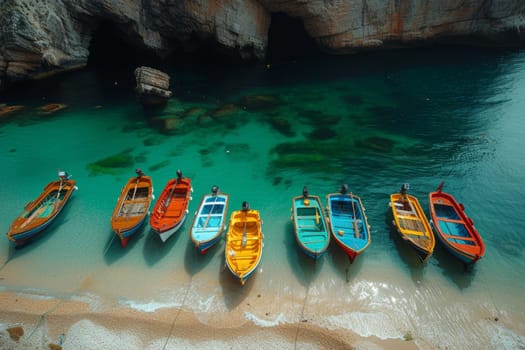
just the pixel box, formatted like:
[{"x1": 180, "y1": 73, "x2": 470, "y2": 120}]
[{"x1": 0, "y1": 291, "x2": 419, "y2": 349}]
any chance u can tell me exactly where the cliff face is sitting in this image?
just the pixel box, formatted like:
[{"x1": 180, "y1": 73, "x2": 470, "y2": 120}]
[
  {"x1": 1, "y1": 0, "x2": 524, "y2": 89},
  {"x1": 260, "y1": 0, "x2": 525, "y2": 52}
]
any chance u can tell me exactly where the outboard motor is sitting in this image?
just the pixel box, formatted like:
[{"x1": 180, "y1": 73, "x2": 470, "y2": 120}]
[
  {"x1": 135, "y1": 168, "x2": 145, "y2": 177},
  {"x1": 58, "y1": 170, "x2": 70, "y2": 180},
  {"x1": 302, "y1": 186, "x2": 309, "y2": 198},
  {"x1": 241, "y1": 201, "x2": 250, "y2": 211},
  {"x1": 176, "y1": 169, "x2": 182, "y2": 179},
  {"x1": 211, "y1": 185, "x2": 219, "y2": 196},
  {"x1": 400, "y1": 183, "x2": 410, "y2": 194},
  {"x1": 340, "y1": 184, "x2": 348, "y2": 195}
]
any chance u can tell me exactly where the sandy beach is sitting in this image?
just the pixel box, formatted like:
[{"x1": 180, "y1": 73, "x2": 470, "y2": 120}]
[{"x1": 0, "y1": 291, "x2": 421, "y2": 349}]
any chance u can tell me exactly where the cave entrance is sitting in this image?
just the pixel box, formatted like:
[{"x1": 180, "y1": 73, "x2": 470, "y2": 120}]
[
  {"x1": 87, "y1": 21, "x2": 163, "y2": 72},
  {"x1": 266, "y1": 12, "x2": 320, "y2": 64}
]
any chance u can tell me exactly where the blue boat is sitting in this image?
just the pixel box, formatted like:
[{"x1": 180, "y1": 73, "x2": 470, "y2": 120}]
[
  {"x1": 326, "y1": 184, "x2": 371, "y2": 262},
  {"x1": 190, "y1": 185, "x2": 229, "y2": 254},
  {"x1": 291, "y1": 187, "x2": 330, "y2": 260}
]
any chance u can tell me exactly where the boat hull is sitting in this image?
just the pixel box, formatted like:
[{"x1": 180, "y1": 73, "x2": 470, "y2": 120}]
[
  {"x1": 117, "y1": 215, "x2": 148, "y2": 248},
  {"x1": 225, "y1": 209, "x2": 263, "y2": 285},
  {"x1": 390, "y1": 193, "x2": 435, "y2": 262},
  {"x1": 153, "y1": 214, "x2": 188, "y2": 242},
  {"x1": 326, "y1": 193, "x2": 371, "y2": 263},
  {"x1": 150, "y1": 177, "x2": 192, "y2": 243},
  {"x1": 429, "y1": 186, "x2": 485, "y2": 266},
  {"x1": 190, "y1": 193, "x2": 229, "y2": 254},
  {"x1": 111, "y1": 175, "x2": 153, "y2": 247},
  {"x1": 292, "y1": 195, "x2": 330, "y2": 260},
  {"x1": 7, "y1": 179, "x2": 77, "y2": 247}
]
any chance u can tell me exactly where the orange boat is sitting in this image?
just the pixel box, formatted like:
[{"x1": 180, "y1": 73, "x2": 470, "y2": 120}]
[
  {"x1": 429, "y1": 182, "x2": 485, "y2": 267},
  {"x1": 390, "y1": 184, "x2": 435, "y2": 262},
  {"x1": 7, "y1": 171, "x2": 77, "y2": 246},
  {"x1": 150, "y1": 170, "x2": 192, "y2": 242},
  {"x1": 111, "y1": 169, "x2": 154, "y2": 247}
]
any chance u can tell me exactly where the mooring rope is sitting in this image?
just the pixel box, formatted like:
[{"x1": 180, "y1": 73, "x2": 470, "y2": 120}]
[
  {"x1": 478, "y1": 270, "x2": 501, "y2": 321},
  {"x1": 102, "y1": 234, "x2": 117, "y2": 256},
  {"x1": 293, "y1": 282, "x2": 311, "y2": 350},
  {"x1": 0, "y1": 245, "x2": 17, "y2": 272},
  {"x1": 161, "y1": 277, "x2": 193, "y2": 350}
]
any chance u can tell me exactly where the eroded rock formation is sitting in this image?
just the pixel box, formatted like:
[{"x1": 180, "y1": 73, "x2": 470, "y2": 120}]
[{"x1": 1, "y1": 0, "x2": 524, "y2": 89}]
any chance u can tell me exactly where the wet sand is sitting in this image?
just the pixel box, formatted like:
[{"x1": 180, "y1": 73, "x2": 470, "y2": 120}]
[{"x1": 0, "y1": 291, "x2": 420, "y2": 349}]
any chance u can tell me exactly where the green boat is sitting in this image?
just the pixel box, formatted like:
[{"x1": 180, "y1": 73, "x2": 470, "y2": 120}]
[{"x1": 291, "y1": 186, "x2": 330, "y2": 260}]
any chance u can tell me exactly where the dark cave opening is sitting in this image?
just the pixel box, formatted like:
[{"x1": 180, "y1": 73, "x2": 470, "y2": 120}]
[
  {"x1": 87, "y1": 21, "x2": 164, "y2": 73},
  {"x1": 266, "y1": 12, "x2": 321, "y2": 64}
]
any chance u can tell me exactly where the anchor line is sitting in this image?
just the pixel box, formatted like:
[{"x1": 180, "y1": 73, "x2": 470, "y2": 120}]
[{"x1": 162, "y1": 276, "x2": 193, "y2": 350}]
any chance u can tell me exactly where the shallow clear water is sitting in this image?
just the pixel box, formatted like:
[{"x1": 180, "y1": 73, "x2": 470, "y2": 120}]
[{"x1": 1, "y1": 47, "x2": 525, "y2": 348}]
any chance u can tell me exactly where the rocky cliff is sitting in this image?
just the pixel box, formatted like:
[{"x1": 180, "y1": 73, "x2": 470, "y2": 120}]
[{"x1": 1, "y1": 0, "x2": 524, "y2": 89}]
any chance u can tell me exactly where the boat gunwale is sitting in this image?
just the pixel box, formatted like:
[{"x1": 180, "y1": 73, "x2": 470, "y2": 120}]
[
  {"x1": 7, "y1": 178, "x2": 77, "y2": 241},
  {"x1": 150, "y1": 177, "x2": 192, "y2": 233},
  {"x1": 224, "y1": 209, "x2": 263, "y2": 284},
  {"x1": 326, "y1": 192, "x2": 371, "y2": 256},
  {"x1": 190, "y1": 192, "x2": 230, "y2": 249},
  {"x1": 390, "y1": 193, "x2": 435, "y2": 260},
  {"x1": 292, "y1": 195, "x2": 330, "y2": 257},
  {"x1": 428, "y1": 189, "x2": 485, "y2": 262}
]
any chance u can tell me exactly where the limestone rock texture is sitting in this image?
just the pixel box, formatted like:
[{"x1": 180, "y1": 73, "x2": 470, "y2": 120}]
[{"x1": 0, "y1": 0, "x2": 524, "y2": 89}]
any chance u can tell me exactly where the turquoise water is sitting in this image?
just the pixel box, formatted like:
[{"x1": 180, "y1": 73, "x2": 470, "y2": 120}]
[{"x1": 1, "y1": 47, "x2": 525, "y2": 348}]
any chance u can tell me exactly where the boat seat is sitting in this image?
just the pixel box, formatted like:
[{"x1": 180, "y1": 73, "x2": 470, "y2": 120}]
[
  {"x1": 397, "y1": 214, "x2": 419, "y2": 221},
  {"x1": 305, "y1": 240, "x2": 328, "y2": 245},
  {"x1": 443, "y1": 234, "x2": 475, "y2": 241},
  {"x1": 396, "y1": 209, "x2": 416, "y2": 216},
  {"x1": 438, "y1": 217, "x2": 464, "y2": 224}
]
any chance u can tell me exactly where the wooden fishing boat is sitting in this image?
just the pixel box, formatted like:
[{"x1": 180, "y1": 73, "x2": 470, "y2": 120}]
[
  {"x1": 326, "y1": 184, "x2": 371, "y2": 263},
  {"x1": 111, "y1": 169, "x2": 154, "y2": 247},
  {"x1": 225, "y1": 202, "x2": 263, "y2": 285},
  {"x1": 190, "y1": 185, "x2": 229, "y2": 254},
  {"x1": 291, "y1": 187, "x2": 330, "y2": 260},
  {"x1": 150, "y1": 170, "x2": 192, "y2": 242},
  {"x1": 7, "y1": 171, "x2": 77, "y2": 247},
  {"x1": 429, "y1": 182, "x2": 485, "y2": 266},
  {"x1": 390, "y1": 184, "x2": 435, "y2": 262}
]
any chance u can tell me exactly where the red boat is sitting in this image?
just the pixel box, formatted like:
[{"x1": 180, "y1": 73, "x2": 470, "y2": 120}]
[
  {"x1": 150, "y1": 170, "x2": 192, "y2": 242},
  {"x1": 428, "y1": 182, "x2": 485, "y2": 266}
]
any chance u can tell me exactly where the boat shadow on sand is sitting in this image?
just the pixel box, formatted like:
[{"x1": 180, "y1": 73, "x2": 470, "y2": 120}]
[
  {"x1": 217, "y1": 253, "x2": 256, "y2": 311},
  {"x1": 432, "y1": 246, "x2": 476, "y2": 290},
  {"x1": 385, "y1": 213, "x2": 427, "y2": 284},
  {"x1": 183, "y1": 238, "x2": 222, "y2": 277},
  {"x1": 1, "y1": 199, "x2": 76, "y2": 271},
  {"x1": 142, "y1": 228, "x2": 182, "y2": 267},
  {"x1": 284, "y1": 221, "x2": 323, "y2": 288},
  {"x1": 327, "y1": 244, "x2": 365, "y2": 283},
  {"x1": 103, "y1": 225, "x2": 146, "y2": 265}
]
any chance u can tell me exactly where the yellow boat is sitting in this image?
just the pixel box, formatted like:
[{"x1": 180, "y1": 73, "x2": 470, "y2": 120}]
[
  {"x1": 225, "y1": 202, "x2": 263, "y2": 285},
  {"x1": 390, "y1": 184, "x2": 435, "y2": 262}
]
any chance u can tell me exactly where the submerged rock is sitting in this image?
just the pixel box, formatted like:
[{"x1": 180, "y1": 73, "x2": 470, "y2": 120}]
[
  {"x1": 0, "y1": 105, "x2": 24, "y2": 119},
  {"x1": 211, "y1": 104, "x2": 239, "y2": 118},
  {"x1": 356, "y1": 136, "x2": 395, "y2": 153},
  {"x1": 240, "y1": 95, "x2": 282, "y2": 111},
  {"x1": 266, "y1": 114, "x2": 295, "y2": 137},
  {"x1": 35, "y1": 103, "x2": 67, "y2": 115},
  {"x1": 87, "y1": 149, "x2": 135, "y2": 176},
  {"x1": 307, "y1": 127, "x2": 337, "y2": 140}
]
